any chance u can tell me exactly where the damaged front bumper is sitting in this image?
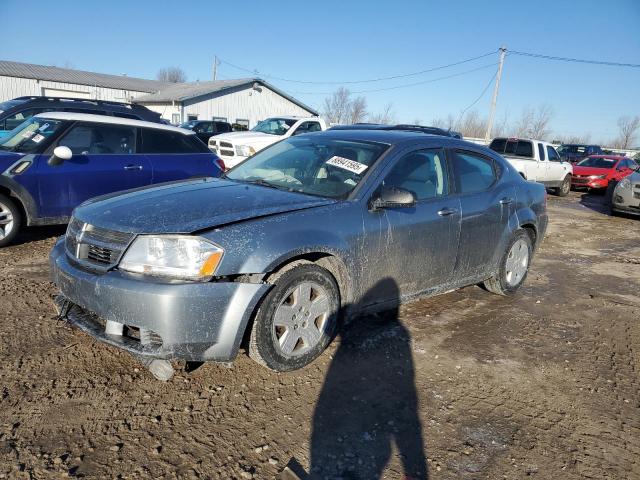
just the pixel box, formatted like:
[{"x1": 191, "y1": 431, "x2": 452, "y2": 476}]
[{"x1": 49, "y1": 239, "x2": 270, "y2": 362}]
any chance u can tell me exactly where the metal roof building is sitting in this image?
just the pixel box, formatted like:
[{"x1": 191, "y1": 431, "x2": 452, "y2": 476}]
[
  {"x1": 132, "y1": 78, "x2": 318, "y2": 127},
  {"x1": 0, "y1": 60, "x2": 319, "y2": 127}
]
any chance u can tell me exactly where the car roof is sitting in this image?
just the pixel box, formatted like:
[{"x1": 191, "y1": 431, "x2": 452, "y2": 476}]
[
  {"x1": 34, "y1": 112, "x2": 193, "y2": 134},
  {"x1": 307, "y1": 127, "x2": 474, "y2": 146}
]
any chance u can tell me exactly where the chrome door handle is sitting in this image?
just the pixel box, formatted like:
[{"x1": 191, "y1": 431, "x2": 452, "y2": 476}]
[
  {"x1": 437, "y1": 207, "x2": 457, "y2": 216},
  {"x1": 124, "y1": 165, "x2": 143, "y2": 171},
  {"x1": 499, "y1": 197, "x2": 513, "y2": 205}
]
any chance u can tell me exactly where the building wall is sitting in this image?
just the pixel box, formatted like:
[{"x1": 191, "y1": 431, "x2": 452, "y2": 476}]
[
  {"x1": 0, "y1": 75, "x2": 153, "y2": 103},
  {"x1": 139, "y1": 84, "x2": 315, "y2": 126}
]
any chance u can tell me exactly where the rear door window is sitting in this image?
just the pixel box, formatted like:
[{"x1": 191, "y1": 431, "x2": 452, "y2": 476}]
[
  {"x1": 453, "y1": 150, "x2": 498, "y2": 194},
  {"x1": 538, "y1": 143, "x2": 546, "y2": 161},
  {"x1": 140, "y1": 128, "x2": 209, "y2": 153}
]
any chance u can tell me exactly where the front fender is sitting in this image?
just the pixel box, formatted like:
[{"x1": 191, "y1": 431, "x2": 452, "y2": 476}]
[{"x1": 0, "y1": 174, "x2": 39, "y2": 225}]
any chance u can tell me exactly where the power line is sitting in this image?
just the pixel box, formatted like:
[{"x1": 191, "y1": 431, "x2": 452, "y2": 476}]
[
  {"x1": 219, "y1": 50, "x2": 498, "y2": 85},
  {"x1": 457, "y1": 66, "x2": 499, "y2": 122},
  {"x1": 509, "y1": 50, "x2": 640, "y2": 68},
  {"x1": 285, "y1": 62, "x2": 499, "y2": 96}
]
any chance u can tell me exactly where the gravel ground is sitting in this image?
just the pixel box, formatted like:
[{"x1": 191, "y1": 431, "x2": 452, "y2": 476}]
[{"x1": 0, "y1": 191, "x2": 638, "y2": 479}]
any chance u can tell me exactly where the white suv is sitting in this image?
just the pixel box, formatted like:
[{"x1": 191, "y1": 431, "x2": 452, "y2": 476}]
[
  {"x1": 209, "y1": 116, "x2": 327, "y2": 169},
  {"x1": 489, "y1": 137, "x2": 573, "y2": 196}
]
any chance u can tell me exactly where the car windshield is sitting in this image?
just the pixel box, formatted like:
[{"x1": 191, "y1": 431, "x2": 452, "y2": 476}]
[
  {"x1": 226, "y1": 136, "x2": 389, "y2": 199},
  {"x1": 577, "y1": 157, "x2": 617, "y2": 169},
  {"x1": 251, "y1": 118, "x2": 297, "y2": 136},
  {"x1": 0, "y1": 117, "x2": 65, "y2": 153}
]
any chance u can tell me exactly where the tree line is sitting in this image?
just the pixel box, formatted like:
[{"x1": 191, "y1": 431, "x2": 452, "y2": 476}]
[{"x1": 322, "y1": 88, "x2": 640, "y2": 149}]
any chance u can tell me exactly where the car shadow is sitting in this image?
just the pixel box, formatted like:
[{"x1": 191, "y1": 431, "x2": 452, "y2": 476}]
[
  {"x1": 577, "y1": 189, "x2": 610, "y2": 215},
  {"x1": 12, "y1": 225, "x2": 67, "y2": 246},
  {"x1": 308, "y1": 278, "x2": 428, "y2": 479}
]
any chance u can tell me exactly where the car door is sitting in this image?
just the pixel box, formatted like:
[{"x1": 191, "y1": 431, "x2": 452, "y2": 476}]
[
  {"x1": 546, "y1": 145, "x2": 566, "y2": 182},
  {"x1": 139, "y1": 127, "x2": 218, "y2": 183},
  {"x1": 360, "y1": 147, "x2": 461, "y2": 303},
  {"x1": 36, "y1": 122, "x2": 151, "y2": 218},
  {"x1": 451, "y1": 149, "x2": 512, "y2": 279}
]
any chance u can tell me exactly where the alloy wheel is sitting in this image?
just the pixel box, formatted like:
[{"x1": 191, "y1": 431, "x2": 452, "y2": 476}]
[
  {"x1": 0, "y1": 201, "x2": 14, "y2": 240},
  {"x1": 505, "y1": 238, "x2": 529, "y2": 287},
  {"x1": 272, "y1": 281, "x2": 331, "y2": 357}
]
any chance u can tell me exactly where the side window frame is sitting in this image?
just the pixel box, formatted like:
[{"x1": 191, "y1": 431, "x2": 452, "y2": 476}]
[
  {"x1": 378, "y1": 147, "x2": 451, "y2": 203},
  {"x1": 537, "y1": 142, "x2": 546, "y2": 161},
  {"x1": 451, "y1": 148, "x2": 500, "y2": 195},
  {"x1": 546, "y1": 146, "x2": 561, "y2": 162}
]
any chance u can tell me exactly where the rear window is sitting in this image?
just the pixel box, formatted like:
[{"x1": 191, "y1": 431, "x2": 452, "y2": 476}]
[
  {"x1": 139, "y1": 128, "x2": 210, "y2": 154},
  {"x1": 489, "y1": 138, "x2": 534, "y2": 158}
]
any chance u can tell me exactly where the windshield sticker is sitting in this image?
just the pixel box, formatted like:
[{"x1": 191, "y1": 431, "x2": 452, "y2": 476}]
[
  {"x1": 31, "y1": 134, "x2": 45, "y2": 143},
  {"x1": 326, "y1": 156, "x2": 368, "y2": 174},
  {"x1": 38, "y1": 123, "x2": 50, "y2": 132},
  {"x1": 22, "y1": 131, "x2": 35, "y2": 139}
]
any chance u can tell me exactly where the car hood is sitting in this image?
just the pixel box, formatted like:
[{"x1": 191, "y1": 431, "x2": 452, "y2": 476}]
[
  {"x1": 213, "y1": 131, "x2": 284, "y2": 144},
  {"x1": 573, "y1": 166, "x2": 613, "y2": 176},
  {"x1": 73, "y1": 178, "x2": 337, "y2": 234}
]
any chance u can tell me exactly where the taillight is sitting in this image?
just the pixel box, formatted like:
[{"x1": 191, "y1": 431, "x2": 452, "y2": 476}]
[{"x1": 215, "y1": 158, "x2": 226, "y2": 172}]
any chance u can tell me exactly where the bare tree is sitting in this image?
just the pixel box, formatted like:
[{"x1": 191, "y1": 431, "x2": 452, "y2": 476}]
[
  {"x1": 512, "y1": 105, "x2": 553, "y2": 140},
  {"x1": 157, "y1": 66, "x2": 187, "y2": 83},
  {"x1": 323, "y1": 88, "x2": 352, "y2": 125},
  {"x1": 614, "y1": 115, "x2": 640, "y2": 149},
  {"x1": 457, "y1": 110, "x2": 487, "y2": 138},
  {"x1": 369, "y1": 103, "x2": 395, "y2": 124},
  {"x1": 492, "y1": 111, "x2": 509, "y2": 138},
  {"x1": 349, "y1": 96, "x2": 368, "y2": 124},
  {"x1": 553, "y1": 133, "x2": 592, "y2": 145},
  {"x1": 431, "y1": 114, "x2": 456, "y2": 131}
]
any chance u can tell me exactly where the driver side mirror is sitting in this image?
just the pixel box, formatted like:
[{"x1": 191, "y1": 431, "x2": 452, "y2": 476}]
[
  {"x1": 48, "y1": 146, "x2": 72, "y2": 167},
  {"x1": 369, "y1": 186, "x2": 416, "y2": 211}
]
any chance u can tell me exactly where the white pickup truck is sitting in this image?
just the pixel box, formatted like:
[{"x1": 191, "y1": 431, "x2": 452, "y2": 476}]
[
  {"x1": 489, "y1": 137, "x2": 573, "y2": 196},
  {"x1": 209, "y1": 116, "x2": 328, "y2": 169}
]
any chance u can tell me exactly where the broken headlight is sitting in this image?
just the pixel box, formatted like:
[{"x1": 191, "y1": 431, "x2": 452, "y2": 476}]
[{"x1": 119, "y1": 235, "x2": 223, "y2": 281}]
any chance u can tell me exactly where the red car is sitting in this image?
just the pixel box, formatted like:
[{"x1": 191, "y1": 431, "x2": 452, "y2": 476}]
[{"x1": 571, "y1": 155, "x2": 637, "y2": 190}]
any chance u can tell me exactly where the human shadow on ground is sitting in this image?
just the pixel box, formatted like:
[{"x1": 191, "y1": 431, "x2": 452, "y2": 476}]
[{"x1": 308, "y1": 278, "x2": 428, "y2": 479}]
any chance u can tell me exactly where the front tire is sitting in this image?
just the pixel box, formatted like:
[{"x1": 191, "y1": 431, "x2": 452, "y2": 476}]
[
  {"x1": 0, "y1": 194, "x2": 22, "y2": 248},
  {"x1": 554, "y1": 174, "x2": 571, "y2": 197},
  {"x1": 249, "y1": 263, "x2": 340, "y2": 372},
  {"x1": 483, "y1": 230, "x2": 533, "y2": 296}
]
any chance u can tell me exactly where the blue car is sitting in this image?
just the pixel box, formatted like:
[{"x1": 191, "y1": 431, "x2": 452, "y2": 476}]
[{"x1": 0, "y1": 112, "x2": 223, "y2": 246}]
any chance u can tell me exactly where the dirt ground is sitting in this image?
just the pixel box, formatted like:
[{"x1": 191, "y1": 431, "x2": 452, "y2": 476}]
[{"x1": 0, "y1": 190, "x2": 639, "y2": 479}]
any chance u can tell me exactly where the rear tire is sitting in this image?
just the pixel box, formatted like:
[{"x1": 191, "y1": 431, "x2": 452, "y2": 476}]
[
  {"x1": 554, "y1": 174, "x2": 571, "y2": 197},
  {"x1": 483, "y1": 230, "x2": 533, "y2": 296},
  {"x1": 249, "y1": 262, "x2": 340, "y2": 372},
  {"x1": 0, "y1": 194, "x2": 21, "y2": 248}
]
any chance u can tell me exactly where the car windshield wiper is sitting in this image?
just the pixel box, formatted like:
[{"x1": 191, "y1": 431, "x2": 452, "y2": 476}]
[{"x1": 235, "y1": 178, "x2": 284, "y2": 190}]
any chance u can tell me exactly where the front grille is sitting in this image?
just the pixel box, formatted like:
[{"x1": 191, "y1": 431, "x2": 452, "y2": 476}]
[
  {"x1": 65, "y1": 218, "x2": 135, "y2": 270},
  {"x1": 220, "y1": 150, "x2": 235, "y2": 157},
  {"x1": 220, "y1": 141, "x2": 233, "y2": 148},
  {"x1": 572, "y1": 177, "x2": 589, "y2": 184}
]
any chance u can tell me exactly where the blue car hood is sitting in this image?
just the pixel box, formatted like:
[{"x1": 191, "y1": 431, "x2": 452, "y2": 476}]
[{"x1": 74, "y1": 177, "x2": 337, "y2": 234}]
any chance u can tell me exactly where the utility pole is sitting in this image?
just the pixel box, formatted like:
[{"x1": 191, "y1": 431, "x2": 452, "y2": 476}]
[
  {"x1": 213, "y1": 56, "x2": 218, "y2": 81},
  {"x1": 485, "y1": 46, "x2": 507, "y2": 143}
]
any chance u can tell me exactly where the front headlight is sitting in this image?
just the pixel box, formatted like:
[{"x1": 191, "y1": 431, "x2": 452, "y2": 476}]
[
  {"x1": 589, "y1": 174, "x2": 607, "y2": 179},
  {"x1": 235, "y1": 145, "x2": 255, "y2": 157},
  {"x1": 618, "y1": 177, "x2": 631, "y2": 190},
  {"x1": 119, "y1": 235, "x2": 224, "y2": 281}
]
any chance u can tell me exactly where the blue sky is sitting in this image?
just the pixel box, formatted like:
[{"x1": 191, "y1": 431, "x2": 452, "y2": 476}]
[{"x1": 3, "y1": 0, "x2": 639, "y2": 141}]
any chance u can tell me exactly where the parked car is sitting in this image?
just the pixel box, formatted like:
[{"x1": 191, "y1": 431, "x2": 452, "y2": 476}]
[
  {"x1": 208, "y1": 116, "x2": 328, "y2": 169},
  {"x1": 489, "y1": 137, "x2": 573, "y2": 196},
  {"x1": 610, "y1": 168, "x2": 640, "y2": 216},
  {"x1": 571, "y1": 155, "x2": 636, "y2": 191},
  {"x1": 331, "y1": 123, "x2": 463, "y2": 138},
  {"x1": 0, "y1": 96, "x2": 162, "y2": 137},
  {"x1": 0, "y1": 112, "x2": 223, "y2": 247},
  {"x1": 50, "y1": 128, "x2": 548, "y2": 380},
  {"x1": 179, "y1": 119, "x2": 232, "y2": 144},
  {"x1": 557, "y1": 144, "x2": 604, "y2": 164}
]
